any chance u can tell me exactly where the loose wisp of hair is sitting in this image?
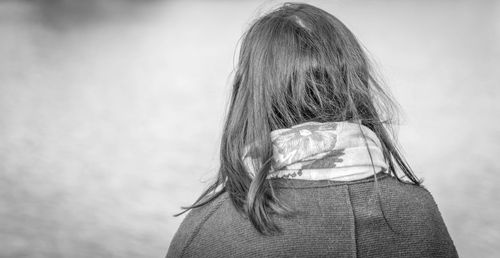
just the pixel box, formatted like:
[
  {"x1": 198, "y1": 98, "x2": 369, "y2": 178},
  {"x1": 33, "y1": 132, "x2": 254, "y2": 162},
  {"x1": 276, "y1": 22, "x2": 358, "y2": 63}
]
[{"x1": 176, "y1": 2, "x2": 421, "y2": 235}]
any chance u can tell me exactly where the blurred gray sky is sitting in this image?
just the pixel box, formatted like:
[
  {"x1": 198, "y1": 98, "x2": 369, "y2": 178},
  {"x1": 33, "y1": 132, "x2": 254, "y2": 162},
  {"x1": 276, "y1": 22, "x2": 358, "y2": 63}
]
[{"x1": 1, "y1": 0, "x2": 499, "y2": 257}]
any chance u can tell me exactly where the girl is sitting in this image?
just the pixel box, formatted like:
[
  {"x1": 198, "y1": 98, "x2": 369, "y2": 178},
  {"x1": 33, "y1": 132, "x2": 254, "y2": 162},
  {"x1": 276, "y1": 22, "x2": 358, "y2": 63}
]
[{"x1": 167, "y1": 3, "x2": 457, "y2": 257}]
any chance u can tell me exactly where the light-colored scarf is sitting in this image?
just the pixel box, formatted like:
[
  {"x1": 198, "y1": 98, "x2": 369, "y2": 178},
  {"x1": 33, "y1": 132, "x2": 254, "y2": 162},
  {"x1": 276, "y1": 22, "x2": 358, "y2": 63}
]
[{"x1": 243, "y1": 121, "x2": 388, "y2": 181}]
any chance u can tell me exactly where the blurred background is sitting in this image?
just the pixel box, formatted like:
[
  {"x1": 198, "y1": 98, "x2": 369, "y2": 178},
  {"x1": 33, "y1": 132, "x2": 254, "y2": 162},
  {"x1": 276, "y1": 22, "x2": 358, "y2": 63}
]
[{"x1": 0, "y1": 0, "x2": 499, "y2": 257}]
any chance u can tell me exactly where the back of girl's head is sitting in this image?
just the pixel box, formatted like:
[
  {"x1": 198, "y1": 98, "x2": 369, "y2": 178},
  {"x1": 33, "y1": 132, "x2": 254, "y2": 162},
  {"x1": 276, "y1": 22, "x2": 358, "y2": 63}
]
[
  {"x1": 185, "y1": 2, "x2": 420, "y2": 235},
  {"x1": 235, "y1": 3, "x2": 381, "y2": 129}
]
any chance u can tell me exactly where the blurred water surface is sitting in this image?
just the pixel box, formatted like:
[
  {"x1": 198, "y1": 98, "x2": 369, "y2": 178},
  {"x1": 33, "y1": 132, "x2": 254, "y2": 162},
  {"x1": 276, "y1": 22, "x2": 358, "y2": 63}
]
[{"x1": 0, "y1": 0, "x2": 499, "y2": 257}]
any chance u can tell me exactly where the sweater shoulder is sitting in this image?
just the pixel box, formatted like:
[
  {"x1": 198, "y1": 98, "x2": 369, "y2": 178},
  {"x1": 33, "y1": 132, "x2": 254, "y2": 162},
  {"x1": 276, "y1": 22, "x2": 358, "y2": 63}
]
[
  {"x1": 166, "y1": 192, "x2": 229, "y2": 258},
  {"x1": 350, "y1": 176, "x2": 458, "y2": 257}
]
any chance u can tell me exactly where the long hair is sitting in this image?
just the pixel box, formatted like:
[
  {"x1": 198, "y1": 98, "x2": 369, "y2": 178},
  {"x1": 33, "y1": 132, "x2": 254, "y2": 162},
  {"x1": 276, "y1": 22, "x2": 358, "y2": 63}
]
[{"x1": 177, "y1": 2, "x2": 420, "y2": 235}]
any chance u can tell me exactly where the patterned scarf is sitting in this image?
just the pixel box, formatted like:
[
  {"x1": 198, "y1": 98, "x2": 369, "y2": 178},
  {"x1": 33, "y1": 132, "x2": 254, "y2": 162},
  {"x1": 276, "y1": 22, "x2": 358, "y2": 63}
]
[{"x1": 243, "y1": 121, "x2": 388, "y2": 181}]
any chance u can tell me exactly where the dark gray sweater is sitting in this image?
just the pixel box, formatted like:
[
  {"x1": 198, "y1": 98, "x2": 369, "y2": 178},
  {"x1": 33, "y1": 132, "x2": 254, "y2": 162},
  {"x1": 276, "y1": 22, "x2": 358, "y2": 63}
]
[{"x1": 167, "y1": 173, "x2": 458, "y2": 257}]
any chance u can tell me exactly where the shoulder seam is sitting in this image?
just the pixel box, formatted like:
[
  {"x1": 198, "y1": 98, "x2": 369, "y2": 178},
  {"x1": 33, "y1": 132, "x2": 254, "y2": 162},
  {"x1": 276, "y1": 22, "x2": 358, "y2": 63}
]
[{"x1": 179, "y1": 194, "x2": 229, "y2": 257}]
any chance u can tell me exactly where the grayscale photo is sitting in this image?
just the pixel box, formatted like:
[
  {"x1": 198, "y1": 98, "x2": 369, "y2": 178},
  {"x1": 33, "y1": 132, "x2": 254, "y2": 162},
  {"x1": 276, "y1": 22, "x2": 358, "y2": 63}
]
[{"x1": 0, "y1": 0, "x2": 499, "y2": 257}]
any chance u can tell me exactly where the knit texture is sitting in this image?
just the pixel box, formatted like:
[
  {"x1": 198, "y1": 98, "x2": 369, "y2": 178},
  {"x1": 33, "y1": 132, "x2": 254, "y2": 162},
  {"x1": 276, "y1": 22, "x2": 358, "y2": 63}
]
[{"x1": 167, "y1": 173, "x2": 458, "y2": 258}]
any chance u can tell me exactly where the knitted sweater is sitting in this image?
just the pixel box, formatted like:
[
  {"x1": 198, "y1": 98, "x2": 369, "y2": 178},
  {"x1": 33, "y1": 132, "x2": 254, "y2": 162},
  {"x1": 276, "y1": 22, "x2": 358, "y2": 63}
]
[{"x1": 167, "y1": 173, "x2": 458, "y2": 257}]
